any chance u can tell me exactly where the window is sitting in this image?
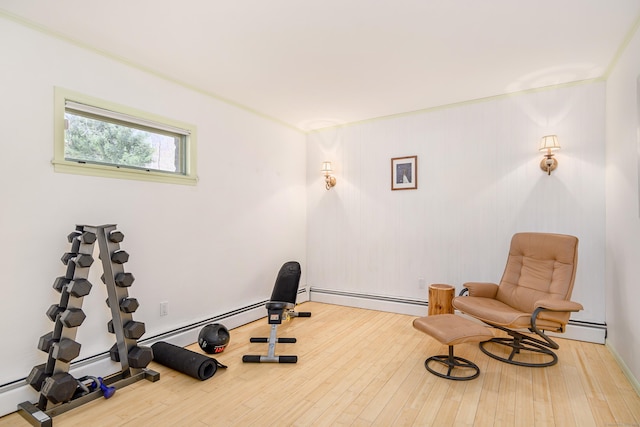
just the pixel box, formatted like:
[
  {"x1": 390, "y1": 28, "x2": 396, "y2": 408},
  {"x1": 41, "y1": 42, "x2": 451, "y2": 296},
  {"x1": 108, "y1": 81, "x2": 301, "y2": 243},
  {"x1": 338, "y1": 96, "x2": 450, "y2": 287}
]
[{"x1": 53, "y1": 88, "x2": 197, "y2": 185}]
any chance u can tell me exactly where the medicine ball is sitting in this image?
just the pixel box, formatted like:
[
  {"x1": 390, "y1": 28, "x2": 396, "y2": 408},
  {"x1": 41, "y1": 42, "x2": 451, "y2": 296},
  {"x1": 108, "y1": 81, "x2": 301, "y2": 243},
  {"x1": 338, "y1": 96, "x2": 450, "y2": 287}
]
[{"x1": 198, "y1": 323, "x2": 230, "y2": 354}]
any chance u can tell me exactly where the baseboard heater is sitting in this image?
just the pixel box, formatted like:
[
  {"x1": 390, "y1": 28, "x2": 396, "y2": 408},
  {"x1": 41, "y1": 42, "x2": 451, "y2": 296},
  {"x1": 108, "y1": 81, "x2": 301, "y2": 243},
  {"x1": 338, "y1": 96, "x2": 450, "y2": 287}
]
[
  {"x1": 309, "y1": 286, "x2": 606, "y2": 344},
  {"x1": 0, "y1": 289, "x2": 307, "y2": 418},
  {"x1": 310, "y1": 287, "x2": 428, "y2": 308}
]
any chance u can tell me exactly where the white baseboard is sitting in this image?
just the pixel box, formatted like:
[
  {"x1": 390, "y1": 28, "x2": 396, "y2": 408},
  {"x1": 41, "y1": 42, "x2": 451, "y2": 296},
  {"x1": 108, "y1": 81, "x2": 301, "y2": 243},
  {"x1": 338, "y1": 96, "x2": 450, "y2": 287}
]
[
  {"x1": 309, "y1": 287, "x2": 428, "y2": 317},
  {"x1": 606, "y1": 341, "x2": 640, "y2": 396},
  {"x1": 548, "y1": 321, "x2": 606, "y2": 344},
  {"x1": 309, "y1": 287, "x2": 606, "y2": 344}
]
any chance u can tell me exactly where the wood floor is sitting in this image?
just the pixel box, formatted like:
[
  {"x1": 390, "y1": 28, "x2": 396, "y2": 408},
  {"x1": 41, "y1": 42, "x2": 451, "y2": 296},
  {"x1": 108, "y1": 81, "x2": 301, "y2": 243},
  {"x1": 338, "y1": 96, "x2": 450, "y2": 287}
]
[{"x1": 2, "y1": 302, "x2": 639, "y2": 426}]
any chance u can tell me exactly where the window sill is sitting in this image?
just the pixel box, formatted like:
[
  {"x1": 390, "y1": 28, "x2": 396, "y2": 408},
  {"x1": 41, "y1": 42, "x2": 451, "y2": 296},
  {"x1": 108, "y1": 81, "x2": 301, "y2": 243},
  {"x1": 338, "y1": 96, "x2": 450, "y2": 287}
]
[{"x1": 52, "y1": 160, "x2": 198, "y2": 186}]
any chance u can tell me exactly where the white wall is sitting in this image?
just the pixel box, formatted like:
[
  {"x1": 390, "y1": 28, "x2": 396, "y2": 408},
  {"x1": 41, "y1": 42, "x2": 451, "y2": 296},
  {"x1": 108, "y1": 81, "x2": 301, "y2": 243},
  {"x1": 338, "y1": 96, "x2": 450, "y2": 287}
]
[
  {"x1": 605, "y1": 22, "x2": 640, "y2": 386},
  {"x1": 307, "y1": 83, "x2": 606, "y2": 325},
  {"x1": 0, "y1": 16, "x2": 306, "y2": 391}
]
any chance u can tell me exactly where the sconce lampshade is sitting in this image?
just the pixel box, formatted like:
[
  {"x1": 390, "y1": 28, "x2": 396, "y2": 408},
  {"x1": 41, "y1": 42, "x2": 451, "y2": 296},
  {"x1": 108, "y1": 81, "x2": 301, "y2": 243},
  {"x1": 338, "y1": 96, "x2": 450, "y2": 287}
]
[
  {"x1": 321, "y1": 161, "x2": 333, "y2": 174},
  {"x1": 539, "y1": 135, "x2": 561, "y2": 152},
  {"x1": 321, "y1": 161, "x2": 336, "y2": 189}
]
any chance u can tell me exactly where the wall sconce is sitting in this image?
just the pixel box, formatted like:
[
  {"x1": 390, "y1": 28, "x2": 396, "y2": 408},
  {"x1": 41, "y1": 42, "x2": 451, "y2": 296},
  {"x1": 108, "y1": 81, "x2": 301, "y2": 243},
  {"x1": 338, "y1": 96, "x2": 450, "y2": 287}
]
[
  {"x1": 539, "y1": 135, "x2": 561, "y2": 175},
  {"x1": 321, "y1": 161, "x2": 336, "y2": 190}
]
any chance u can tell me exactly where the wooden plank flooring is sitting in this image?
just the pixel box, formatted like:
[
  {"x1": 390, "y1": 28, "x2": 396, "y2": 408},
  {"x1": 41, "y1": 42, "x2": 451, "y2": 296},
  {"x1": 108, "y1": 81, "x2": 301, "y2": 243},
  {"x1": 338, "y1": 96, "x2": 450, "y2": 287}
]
[{"x1": 1, "y1": 302, "x2": 639, "y2": 426}]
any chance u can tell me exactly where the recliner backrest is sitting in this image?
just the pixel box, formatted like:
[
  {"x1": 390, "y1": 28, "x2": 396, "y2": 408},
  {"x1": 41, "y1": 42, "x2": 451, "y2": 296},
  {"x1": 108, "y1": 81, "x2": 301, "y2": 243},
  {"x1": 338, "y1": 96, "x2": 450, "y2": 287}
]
[
  {"x1": 269, "y1": 261, "x2": 302, "y2": 304},
  {"x1": 496, "y1": 233, "x2": 578, "y2": 315}
]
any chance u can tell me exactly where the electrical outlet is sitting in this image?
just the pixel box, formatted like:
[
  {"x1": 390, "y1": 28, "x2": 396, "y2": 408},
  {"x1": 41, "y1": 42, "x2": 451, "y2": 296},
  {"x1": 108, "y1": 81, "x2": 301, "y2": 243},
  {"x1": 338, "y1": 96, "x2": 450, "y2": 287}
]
[
  {"x1": 418, "y1": 278, "x2": 426, "y2": 290},
  {"x1": 160, "y1": 301, "x2": 169, "y2": 316}
]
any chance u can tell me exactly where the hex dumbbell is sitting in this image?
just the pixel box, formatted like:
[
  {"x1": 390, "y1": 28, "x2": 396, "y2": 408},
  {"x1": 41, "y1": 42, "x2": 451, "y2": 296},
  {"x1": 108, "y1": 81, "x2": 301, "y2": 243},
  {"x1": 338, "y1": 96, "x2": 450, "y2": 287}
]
[
  {"x1": 52, "y1": 277, "x2": 70, "y2": 293},
  {"x1": 115, "y1": 272, "x2": 135, "y2": 287},
  {"x1": 120, "y1": 298, "x2": 139, "y2": 313},
  {"x1": 60, "y1": 308, "x2": 86, "y2": 328},
  {"x1": 108, "y1": 230, "x2": 124, "y2": 243},
  {"x1": 46, "y1": 304, "x2": 64, "y2": 322},
  {"x1": 123, "y1": 321, "x2": 146, "y2": 339},
  {"x1": 67, "y1": 231, "x2": 96, "y2": 244},
  {"x1": 73, "y1": 253, "x2": 94, "y2": 268},
  {"x1": 105, "y1": 297, "x2": 139, "y2": 313},
  {"x1": 61, "y1": 253, "x2": 94, "y2": 268},
  {"x1": 128, "y1": 346, "x2": 154, "y2": 368},
  {"x1": 26, "y1": 364, "x2": 48, "y2": 391},
  {"x1": 51, "y1": 338, "x2": 81, "y2": 363},
  {"x1": 67, "y1": 279, "x2": 92, "y2": 297},
  {"x1": 111, "y1": 250, "x2": 129, "y2": 264},
  {"x1": 60, "y1": 252, "x2": 75, "y2": 265},
  {"x1": 41, "y1": 372, "x2": 77, "y2": 404},
  {"x1": 37, "y1": 331, "x2": 57, "y2": 353},
  {"x1": 100, "y1": 272, "x2": 135, "y2": 287},
  {"x1": 66, "y1": 231, "x2": 81, "y2": 243},
  {"x1": 109, "y1": 344, "x2": 153, "y2": 368},
  {"x1": 107, "y1": 319, "x2": 145, "y2": 339}
]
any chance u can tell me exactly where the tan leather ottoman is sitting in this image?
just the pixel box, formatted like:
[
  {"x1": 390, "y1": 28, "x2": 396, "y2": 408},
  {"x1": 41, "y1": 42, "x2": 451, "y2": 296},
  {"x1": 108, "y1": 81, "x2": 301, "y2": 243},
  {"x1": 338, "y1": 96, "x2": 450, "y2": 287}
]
[{"x1": 413, "y1": 313, "x2": 493, "y2": 380}]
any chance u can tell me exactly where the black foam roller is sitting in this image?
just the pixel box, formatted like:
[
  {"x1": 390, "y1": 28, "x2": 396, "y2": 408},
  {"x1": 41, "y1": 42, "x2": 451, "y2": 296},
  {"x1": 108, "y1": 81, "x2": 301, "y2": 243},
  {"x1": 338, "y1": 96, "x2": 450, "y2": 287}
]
[{"x1": 151, "y1": 341, "x2": 224, "y2": 381}]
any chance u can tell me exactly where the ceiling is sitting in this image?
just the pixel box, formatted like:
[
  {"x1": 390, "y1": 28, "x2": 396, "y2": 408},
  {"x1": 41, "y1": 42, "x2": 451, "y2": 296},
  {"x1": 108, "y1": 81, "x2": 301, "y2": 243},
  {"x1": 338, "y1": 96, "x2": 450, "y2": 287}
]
[{"x1": 1, "y1": 1, "x2": 639, "y2": 131}]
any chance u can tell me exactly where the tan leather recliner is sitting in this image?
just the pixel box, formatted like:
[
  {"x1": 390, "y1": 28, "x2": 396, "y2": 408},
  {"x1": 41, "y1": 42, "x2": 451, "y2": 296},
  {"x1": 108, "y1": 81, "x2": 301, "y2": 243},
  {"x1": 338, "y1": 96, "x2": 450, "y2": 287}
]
[{"x1": 452, "y1": 232, "x2": 583, "y2": 367}]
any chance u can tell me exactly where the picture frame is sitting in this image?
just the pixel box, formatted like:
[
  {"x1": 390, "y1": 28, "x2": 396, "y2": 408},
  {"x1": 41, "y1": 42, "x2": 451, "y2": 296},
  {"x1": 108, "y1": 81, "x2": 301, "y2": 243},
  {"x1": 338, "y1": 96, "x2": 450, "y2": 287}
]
[{"x1": 391, "y1": 155, "x2": 418, "y2": 190}]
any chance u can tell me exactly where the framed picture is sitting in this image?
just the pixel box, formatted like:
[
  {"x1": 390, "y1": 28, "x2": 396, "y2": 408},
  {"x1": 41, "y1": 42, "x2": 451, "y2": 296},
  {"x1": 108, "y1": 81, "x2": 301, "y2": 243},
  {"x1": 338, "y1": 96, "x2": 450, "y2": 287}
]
[{"x1": 391, "y1": 155, "x2": 417, "y2": 190}]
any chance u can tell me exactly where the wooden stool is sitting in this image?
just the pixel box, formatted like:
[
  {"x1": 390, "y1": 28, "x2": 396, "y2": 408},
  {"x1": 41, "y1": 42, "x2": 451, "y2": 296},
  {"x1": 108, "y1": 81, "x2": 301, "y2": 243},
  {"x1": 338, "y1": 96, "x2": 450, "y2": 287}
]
[
  {"x1": 428, "y1": 284, "x2": 454, "y2": 315},
  {"x1": 413, "y1": 314, "x2": 493, "y2": 380}
]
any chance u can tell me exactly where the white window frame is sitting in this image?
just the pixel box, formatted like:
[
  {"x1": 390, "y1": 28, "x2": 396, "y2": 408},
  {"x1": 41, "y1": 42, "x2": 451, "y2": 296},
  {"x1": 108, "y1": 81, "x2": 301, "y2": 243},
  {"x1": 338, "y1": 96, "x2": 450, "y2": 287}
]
[{"x1": 53, "y1": 87, "x2": 198, "y2": 185}]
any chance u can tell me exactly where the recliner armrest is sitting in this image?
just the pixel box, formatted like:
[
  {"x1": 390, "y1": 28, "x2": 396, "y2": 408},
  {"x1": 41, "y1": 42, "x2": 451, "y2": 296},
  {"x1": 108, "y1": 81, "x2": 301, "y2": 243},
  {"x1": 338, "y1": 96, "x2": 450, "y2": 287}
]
[
  {"x1": 534, "y1": 299, "x2": 583, "y2": 312},
  {"x1": 463, "y1": 282, "x2": 499, "y2": 298}
]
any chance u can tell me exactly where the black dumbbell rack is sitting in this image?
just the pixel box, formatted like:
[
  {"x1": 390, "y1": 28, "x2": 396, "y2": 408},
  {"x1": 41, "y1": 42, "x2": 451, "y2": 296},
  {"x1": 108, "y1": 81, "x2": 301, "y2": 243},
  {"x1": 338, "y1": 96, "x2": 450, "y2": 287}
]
[{"x1": 18, "y1": 225, "x2": 159, "y2": 427}]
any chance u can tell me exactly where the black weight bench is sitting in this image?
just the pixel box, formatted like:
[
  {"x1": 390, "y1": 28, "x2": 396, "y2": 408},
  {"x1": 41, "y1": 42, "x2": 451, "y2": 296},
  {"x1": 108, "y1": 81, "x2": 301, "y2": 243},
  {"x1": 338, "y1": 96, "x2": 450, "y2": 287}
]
[{"x1": 242, "y1": 261, "x2": 311, "y2": 363}]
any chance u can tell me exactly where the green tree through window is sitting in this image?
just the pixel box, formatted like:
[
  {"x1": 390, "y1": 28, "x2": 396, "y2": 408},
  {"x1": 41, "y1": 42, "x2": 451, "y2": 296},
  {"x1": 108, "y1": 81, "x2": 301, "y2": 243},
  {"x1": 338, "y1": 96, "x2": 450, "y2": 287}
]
[{"x1": 65, "y1": 114, "x2": 155, "y2": 168}]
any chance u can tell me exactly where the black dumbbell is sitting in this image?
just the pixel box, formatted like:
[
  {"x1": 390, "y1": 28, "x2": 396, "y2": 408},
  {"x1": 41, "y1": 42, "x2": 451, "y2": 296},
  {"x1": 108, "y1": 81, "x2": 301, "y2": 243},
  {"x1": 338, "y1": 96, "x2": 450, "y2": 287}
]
[
  {"x1": 111, "y1": 250, "x2": 129, "y2": 264},
  {"x1": 106, "y1": 297, "x2": 139, "y2": 313},
  {"x1": 105, "y1": 298, "x2": 140, "y2": 313},
  {"x1": 73, "y1": 253, "x2": 94, "y2": 268},
  {"x1": 60, "y1": 252, "x2": 76, "y2": 265},
  {"x1": 123, "y1": 321, "x2": 146, "y2": 340},
  {"x1": 115, "y1": 272, "x2": 135, "y2": 287},
  {"x1": 51, "y1": 338, "x2": 81, "y2": 363},
  {"x1": 120, "y1": 298, "x2": 139, "y2": 313},
  {"x1": 81, "y1": 231, "x2": 96, "y2": 244},
  {"x1": 109, "y1": 344, "x2": 153, "y2": 369},
  {"x1": 67, "y1": 231, "x2": 96, "y2": 244},
  {"x1": 67, "y1": 279, "x2": 92, "y2": 298},
  {"x1": 60, "y1": 308, "x2": 86, "y2": 328},
  {"x1": 61, "y1": 253, "x2": 93, "y2": 268},
  {"x1": 41, "y1": 372, "x2": 77, "y2": 404},
  {"x1": 26, "y1": 364, "x2": 48, "y2": 391},
  {"x1": 66, "y1": 231, "x2": 81, "y2": 243},
  {"x1": 106, "y1": 321, "x2": 145, "y2": 339},
  {"x1": 109, "y1": 343, "x2": 120, "y2": 362},
  {"x1": 46, "y1": 304, "x2": 64, "y2": 322},
  {"x1": 52, "y1": 277, "x2": 70, "y2": 293},
  {"x1": 128, "y1": 346, "x2": 154, "y2": 368},
  {"x1": 37, "y1": 331, "x2": 57, "y2": 353},
  {"x1": 109, "y1": 231, "x2": 124, "y2": 243}
]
